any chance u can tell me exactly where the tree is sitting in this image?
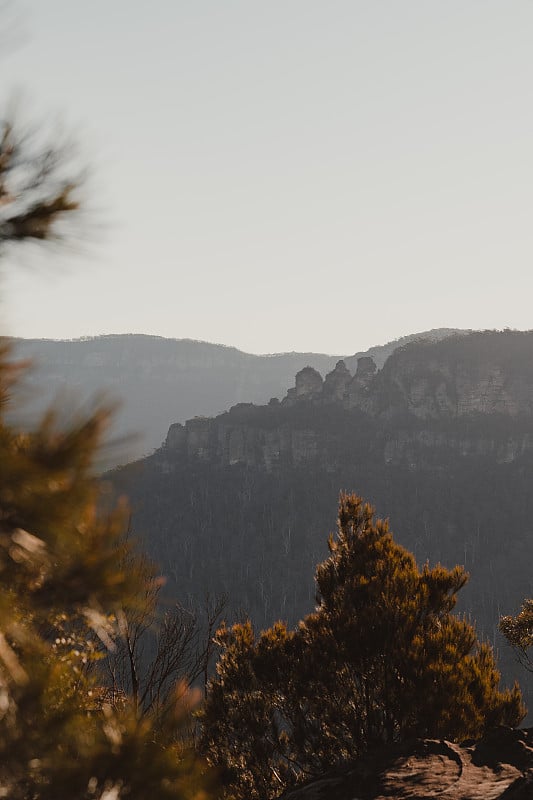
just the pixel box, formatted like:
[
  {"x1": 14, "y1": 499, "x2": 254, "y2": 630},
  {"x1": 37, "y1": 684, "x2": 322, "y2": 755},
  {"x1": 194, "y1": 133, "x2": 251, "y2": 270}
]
[
  {"x1": 0, "y1": 116, "x2": 82, "y2": 247},
  {"x1": 0, "y1": 345, "x2": 217, "y2": 798},
  {"x1": 500, "y1": 599, "x2": 533, "y2": 674},
  {"x1": 103, "y1": 550, "x2": 227, "y2": 724},
  {"x1": 0, "y1": 98, "x2": 213, "y2": 797},
  {"x1": 201, "y1": 493, "x2": 524, "y2": 800}
]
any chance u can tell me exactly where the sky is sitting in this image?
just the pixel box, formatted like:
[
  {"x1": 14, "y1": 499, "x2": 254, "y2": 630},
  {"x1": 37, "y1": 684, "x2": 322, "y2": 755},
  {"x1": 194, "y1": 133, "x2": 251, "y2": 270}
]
[{"x1": 1, "y1": 1, "x2": 533, "y2": 355}]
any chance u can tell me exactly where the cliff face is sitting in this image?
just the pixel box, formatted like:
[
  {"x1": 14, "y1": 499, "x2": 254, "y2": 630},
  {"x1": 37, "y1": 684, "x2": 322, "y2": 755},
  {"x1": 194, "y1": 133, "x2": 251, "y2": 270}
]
[
  {"x1": 286, "y1": 331, "x2": 533, "y2": 420},
  {"x1": 163, "y1": 332, "x2": 533, "y2": 469},
  {"x1": 373, "y1": 333, "x2": 533, "y2": 419}
]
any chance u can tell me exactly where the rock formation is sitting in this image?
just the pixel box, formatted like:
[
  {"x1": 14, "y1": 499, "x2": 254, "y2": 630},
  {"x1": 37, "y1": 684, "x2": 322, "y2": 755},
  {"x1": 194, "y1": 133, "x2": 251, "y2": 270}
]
[
  {"x1": 322, "y1": 359, "x2": 352, "y2": 401},
  {"x1": 282, "y1": 357, "x2": 377, "y2": 410},
  {"x1": 163, "y1": 332, "x2": 533, "y2": 469},
  {"x1": 280, "y1": 727, "x2": 533, "y2": 800}
]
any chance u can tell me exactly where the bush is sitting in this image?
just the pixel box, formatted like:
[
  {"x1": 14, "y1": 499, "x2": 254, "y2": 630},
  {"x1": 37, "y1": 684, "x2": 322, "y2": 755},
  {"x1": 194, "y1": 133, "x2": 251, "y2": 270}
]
[
  {"x1": 201, "y1": 493, "x2": 524, "y2": 800},
  {"x1": 0, "y1": 346, "x2": 213, "y2": 799}
]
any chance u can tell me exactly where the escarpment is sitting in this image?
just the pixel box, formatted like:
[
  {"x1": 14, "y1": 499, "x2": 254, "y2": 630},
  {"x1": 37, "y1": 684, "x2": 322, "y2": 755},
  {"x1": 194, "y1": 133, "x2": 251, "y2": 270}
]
[{"x1": 163, "y1": 331, "x2": 533, "y2": 470}]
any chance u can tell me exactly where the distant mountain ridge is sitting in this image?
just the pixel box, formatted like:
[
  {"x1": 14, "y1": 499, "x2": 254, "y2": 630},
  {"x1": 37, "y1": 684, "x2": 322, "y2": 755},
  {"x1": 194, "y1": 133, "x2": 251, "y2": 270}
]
[
  {"x1": 9, "y1": 328, "x2": 463, "y2": 465},
  {"x1": 343, "y1": 326, "x2": 464, "y2": 373}
]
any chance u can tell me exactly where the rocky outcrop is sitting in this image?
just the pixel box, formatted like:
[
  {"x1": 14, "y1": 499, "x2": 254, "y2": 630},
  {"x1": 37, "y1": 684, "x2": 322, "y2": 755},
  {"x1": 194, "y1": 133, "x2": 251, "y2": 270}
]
[
  {"x1": 281, "y1": 727, "x2": 533, "y2": 800},
  {"x1": 163, "y1": 333, "x2": 533, "y2": 469},
  {"x1": 281, "y1": 332, "x2": 533, "y2": 420},
  {"x1": 284, "y1": 366, "x2": 324, "y2": 404},
  {"x1": 346, "y1": 356, "x2": 377, "y2": 411},
  {"x1": 323, "y1": 360, "x2": 352, "y2": 401},
  {"x1": 295, "y1": 367, "x2": 323, "y2": 399},
  {"x1": 282, "y1": 358, "x2": 378, "y2": 410}
]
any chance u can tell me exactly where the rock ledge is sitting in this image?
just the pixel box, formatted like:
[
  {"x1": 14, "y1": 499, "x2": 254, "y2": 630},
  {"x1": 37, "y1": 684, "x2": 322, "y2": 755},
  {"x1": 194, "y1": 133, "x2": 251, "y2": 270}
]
[{"x1": 281, "y1": 727, "x2": 533, "y2": 800}]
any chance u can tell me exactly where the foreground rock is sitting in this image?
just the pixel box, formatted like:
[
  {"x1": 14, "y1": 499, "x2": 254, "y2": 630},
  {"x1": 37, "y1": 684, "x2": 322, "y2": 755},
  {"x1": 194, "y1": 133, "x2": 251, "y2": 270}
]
[{"x1": 281, "y1": 727, "x2": 533, "y2": 800}]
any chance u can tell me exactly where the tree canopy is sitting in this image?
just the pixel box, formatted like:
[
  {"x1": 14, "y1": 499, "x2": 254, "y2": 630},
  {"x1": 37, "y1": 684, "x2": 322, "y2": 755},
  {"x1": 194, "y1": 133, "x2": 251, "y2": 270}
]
[
  {"x1": 501, "y1": 599, "x2": 533, "y2": 674},
  {"x1": 0, "y1": 116, "x2": 81, "y2": 248},
  {"x1": 201, "y1": 493, "x2": 524, "y2": 800}
]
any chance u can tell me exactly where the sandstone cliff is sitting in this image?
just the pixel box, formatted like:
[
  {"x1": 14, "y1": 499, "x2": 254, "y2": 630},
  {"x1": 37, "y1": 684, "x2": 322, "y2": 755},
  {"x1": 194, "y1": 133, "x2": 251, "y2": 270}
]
[
  {"x1": 283, "y1": 330, "x2": 533, "y2": 419},
  {"x1": 163, "y1": 331, "x2": 533, "y2": 470}
]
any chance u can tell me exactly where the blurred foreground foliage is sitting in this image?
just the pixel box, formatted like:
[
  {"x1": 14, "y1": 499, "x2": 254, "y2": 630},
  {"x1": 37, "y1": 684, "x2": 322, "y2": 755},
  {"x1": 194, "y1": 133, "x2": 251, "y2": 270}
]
[
  {"x1": 0, "y1": 344, "x2": 212, "y2": 799},
  {"x1": 501, "y1": 599, "x2": 533, "y2": 675},
  {"x1": 0, "y1": 116, "x2": 81, "y2": 247},
  {"x1": 0, "y1": 114, "x2": 213, "y2": 798},
  {"x1": 201, "y1": 493, "x2": 525, "y2": 800}
]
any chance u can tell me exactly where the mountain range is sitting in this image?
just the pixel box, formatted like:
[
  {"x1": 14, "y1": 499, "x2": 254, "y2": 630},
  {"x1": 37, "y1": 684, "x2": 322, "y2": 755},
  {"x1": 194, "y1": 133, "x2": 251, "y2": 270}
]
[{"x1": 9, "y1": 328, "x2": 461, "y2": 466}]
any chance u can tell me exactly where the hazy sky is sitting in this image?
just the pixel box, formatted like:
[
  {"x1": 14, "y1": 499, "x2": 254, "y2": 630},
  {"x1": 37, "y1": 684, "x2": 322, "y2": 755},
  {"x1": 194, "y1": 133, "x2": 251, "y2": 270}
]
[{"x1": 2, "y1": 1, "x2": 532, "y2": 354}]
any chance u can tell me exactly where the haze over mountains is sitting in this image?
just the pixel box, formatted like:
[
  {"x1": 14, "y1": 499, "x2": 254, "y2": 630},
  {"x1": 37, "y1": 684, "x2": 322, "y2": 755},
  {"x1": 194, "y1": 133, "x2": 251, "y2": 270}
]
[
  {"x1": 10, "y1": 328, "x2": 462, "y2": 465},
  {"x1": 107, "y1": 329, "x2": 533, "y2": 713}
]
